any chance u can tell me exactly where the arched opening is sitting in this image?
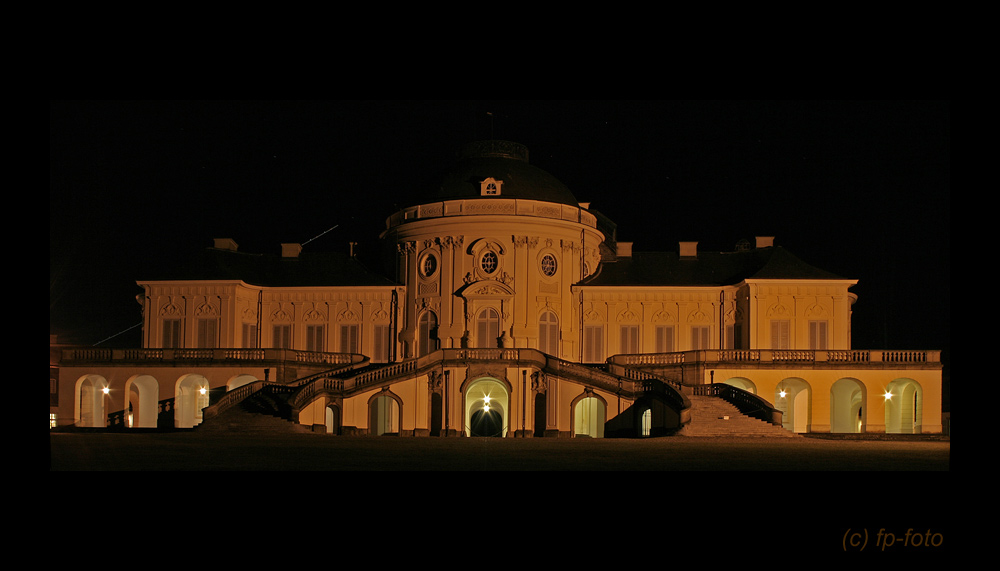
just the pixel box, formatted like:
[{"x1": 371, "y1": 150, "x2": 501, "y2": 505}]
[
  {"x1": 76, "y1": 375, "x2": 108, "y2": 428},
  {"x1": 884, "y1": 378, "x2": 922, "y2": 434},
  {"x1": 723, "y1": 377, "x2": 757, "y2": 394},
  {"x1": 539, "y1": 310, "x2": 559, "y2": 356},
  {"x1": 175, "y1": 374, "x2": 211, "y2": 428},
  {"x1": 573, "y1": 394, "x2": 606, "y2": 438},
  {"x1": 325, "y1": 404, "x2": 341, "y2": 435},
  {"x1": 476, "y1": 308, "x2": 501, "y2": 348},
  {"x1": 775, "y1": 378, "x2": 811, "y2": 433},
  {"x1": 465, "y1": 378, "x2": 508, "y2": 437},
  {"x1": 124, "y1": 375, "x2": 159, "y2": 428},
  {"x1": 417, "y1": 311, "x2": 439, "y2": 357},
  {"x1": 830, "y1": 378, "x2": 866, "y2": 433},
  {"x1": 228, "y1": 374, "x2": 258, "y2": 391},
  {"x1": 370, "y1": 393, "x2": 400, "y2": 436}
]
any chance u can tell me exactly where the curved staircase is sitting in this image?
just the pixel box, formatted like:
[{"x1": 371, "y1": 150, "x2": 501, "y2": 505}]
[
  {"x1": 678, "y1": 396, "x2": 800, "y2": 437},
  {"x1": 196, "y1": 386, "x2": 312, "y2": 434}
]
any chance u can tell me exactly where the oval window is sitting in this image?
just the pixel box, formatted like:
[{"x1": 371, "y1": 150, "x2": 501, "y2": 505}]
[{"x1": 540, "y1": 254, "x2": 557, "y2": 277}]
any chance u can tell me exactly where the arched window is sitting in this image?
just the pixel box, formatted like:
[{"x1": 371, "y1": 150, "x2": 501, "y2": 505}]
[
  {"x1": 476, "y1": 308, "x2": 500, "y2": 348},
  {"x1": 417, "y1": 311, "x2": 439, "y2": 357},
  {"x1": 539, "y1": 310, "x2": 559, "y2": 356}
]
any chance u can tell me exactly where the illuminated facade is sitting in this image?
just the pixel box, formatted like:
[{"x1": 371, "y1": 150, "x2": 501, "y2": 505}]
[{"x1": 52, "y1": 140, "x2": 944, "y2": 436}]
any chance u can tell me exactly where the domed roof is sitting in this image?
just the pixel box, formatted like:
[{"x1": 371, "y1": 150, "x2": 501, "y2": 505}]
[{"x1": 419, "y1": 140, "x2": 579, "y2": 207}]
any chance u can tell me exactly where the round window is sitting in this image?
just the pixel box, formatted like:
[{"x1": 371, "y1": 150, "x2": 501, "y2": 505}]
[
  {"x1": 481, "y1": 251, "x2": 498, "y2": 274},
  {"x1": 420, "y1": 253, "x2": 437, "y2": 277},
  {"x1": 540, "y1": 254, "x2": 557, "y2": 277}
]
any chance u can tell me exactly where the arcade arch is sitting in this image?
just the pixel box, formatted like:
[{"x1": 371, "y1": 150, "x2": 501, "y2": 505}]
[
  {"x1": 572, "y1": 392, "x2": 606, "y2": 438},
  {"x1": 885, "y1": 378, "x2": 922, "y2": 434},
  {"x1": 124, "y1": 374, "x2": 159, "y2": 428},
  {"x1": 775, "y1": 377, "x2": 811, "y2": 433},
  {"x1": 175, "y1": 374, "x2": 210, "y2": 428},
  {"x1": 723, "y1": 377, "x2": 757, "y2": 394},
  {"x1": 830, "y1": 378, "x2": 866, "y2": 433},
  {"x1": 76, "y1": 374, "x2": 109, "y2": 427}
]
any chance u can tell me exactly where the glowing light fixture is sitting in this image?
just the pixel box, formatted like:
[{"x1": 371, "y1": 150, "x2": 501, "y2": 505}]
[
  {"x1": 779, "y1": 390, "x2": 787, "y2": 398},
  {"x1": 102, "y1": 387, "x2": 110, "y2": 395},
  {"x1": 883, "y1": 391, "x2": 892, "y2": 401},
  {"x1": 199, "y1": 387, "x2": 207, "y2": 395}
]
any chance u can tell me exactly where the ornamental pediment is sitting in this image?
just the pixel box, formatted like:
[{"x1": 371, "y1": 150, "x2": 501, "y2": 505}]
[{"x1": 457, "y1": 279, "x2": 515, "y2": 299}]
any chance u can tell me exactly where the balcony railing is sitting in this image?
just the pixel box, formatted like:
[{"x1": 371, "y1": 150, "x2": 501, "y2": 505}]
[
  {"x1": 60, "y1": 347, "x2": 366, "y2": 366},
  {"x1": 614, "y1": 349, "x2": 942, "y2": 367}
]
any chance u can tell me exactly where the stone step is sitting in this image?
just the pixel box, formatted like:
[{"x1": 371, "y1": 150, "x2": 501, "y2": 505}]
[
  {"x1": 196, "y1": 405, "x2": 311, "y2": 434},
  {"x1": 679, "y1": 396, "x2": 800, "y2": 438}
]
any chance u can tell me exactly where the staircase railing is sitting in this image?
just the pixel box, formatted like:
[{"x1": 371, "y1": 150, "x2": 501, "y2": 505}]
[{"x1": 695, "y1": 383, "x2": 783, "y2": 426}]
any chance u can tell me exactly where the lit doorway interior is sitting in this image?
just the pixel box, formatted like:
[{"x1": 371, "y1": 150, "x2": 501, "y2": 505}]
[{"x1": 465, "y1": 378, "x2": 508, "y2": 437}]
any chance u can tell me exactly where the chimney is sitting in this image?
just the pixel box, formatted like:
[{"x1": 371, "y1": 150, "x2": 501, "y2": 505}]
[
  {"x1": 617, "y1": 241, "x2": 633, "y2": 257},
  {"x1": 755, "y1": 236, "x2": 775, "y2": 248},
  {"x1": 679, "y1": 241, "x2": 698, "y2": 259},
  {"x1": 281, "y1": 243, "x2": 303, "y2": 258},
  {"x1": 213, "y1": 238, "x2": 238, "y2": 251}
]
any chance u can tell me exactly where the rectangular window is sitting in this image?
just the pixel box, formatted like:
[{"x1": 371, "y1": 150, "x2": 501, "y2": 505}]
[
  {"x1": 691, "y1": 326, "x2": 710, "y2": 350},
  {"x1": 273, "y1": 324, "x2": 291, "y2": 349},
  {"x1": 307, "y1": 325, "x2": 325, "y2": 352},
  {"x1": 583, "y1": 324, "x2": 604, "y2": 363},
  {"x1": 373, "y1": 324, "x2": 392, "y2": 363},
  {"x1": 770, "y1": 320, "x2": 790, "y2": 349},
  {"x1": 197, "y1": 318, "x2": 217, "y2": 349},
  {"x1": 809, "y1": 320, "x2": 828, "y2": 350},
  {"x1": 162, "y1": 319, "x2": 182, "y2": 348},
  {"x1": 242, "y1": 323, "x2": 258, "y2": 348},
  {"x1": 620, "y1": 325, "x2": 639, "y2": 354},
  {"x1": 655, "y1": 325, "x2": 674, "y2": 353},
  {"x1": 340, "y1": 324, "x2": 360, "y2": 354}
]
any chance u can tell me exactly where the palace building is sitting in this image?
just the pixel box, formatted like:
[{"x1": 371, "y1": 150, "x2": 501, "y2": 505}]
[{"x1": 50, "y1": 140, "x2": 944, "y2": 437}]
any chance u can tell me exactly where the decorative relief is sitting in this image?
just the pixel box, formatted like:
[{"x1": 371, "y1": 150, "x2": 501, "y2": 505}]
[
  {"x1": 194, "y1": 300, "x2": 218, "y2": 316},
  {"x1": 766, "y1": 303, "x2": 791, "y2": 318},
  {"x1": 617, "y1": 308, "x2": 640, "y2": 322},
  {"x1": 652, "y1": 309, "x2": 674, "y2": 323},
  {"x1": 337, "y1": 305, "x2": 361, "y2": 322},
  {"x1": 271, "y1": 305, "x2": 293, "y2": 322},
  {"x1": 304, "y1": 307, "x2": 326, "y2": 322},
  {"x1": 687, "y1": 305, "x2": 712, "y2": 323},
  {"x1": 159, "y1": 299, "x2": 183, "y2": 316},
  {"x1": 419, "y1": 282, "x2": 439, "y2": 295},
  {"x1": 804, "y1": 302, "x2": 829, "y2": 318}
]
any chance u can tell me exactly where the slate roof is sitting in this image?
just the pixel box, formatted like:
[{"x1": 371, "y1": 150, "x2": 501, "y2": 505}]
[
  {"x1": 138, "y1": 246, "x2": 399, "y2": 288},
  {"x1": 579, "y1": 246, "x2": 851, "y2": 287}
]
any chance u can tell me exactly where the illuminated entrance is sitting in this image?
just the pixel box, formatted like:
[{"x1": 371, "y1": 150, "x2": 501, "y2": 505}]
[{"x1": 465, "y1": 378, "x2": 508, "y2": 437}]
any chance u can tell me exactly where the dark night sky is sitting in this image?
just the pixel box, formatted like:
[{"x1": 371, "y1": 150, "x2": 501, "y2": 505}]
[{"x1": 49, "y1": 100, "x2": 949, "y2": 361}]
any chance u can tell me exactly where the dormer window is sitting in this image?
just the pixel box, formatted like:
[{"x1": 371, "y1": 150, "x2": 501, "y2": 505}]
[{"x1": 480, "y1": 177, "x2": 503, "y2": 196}]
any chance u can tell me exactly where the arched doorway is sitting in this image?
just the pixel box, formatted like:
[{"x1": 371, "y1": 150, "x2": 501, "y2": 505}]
[
  {"x1": 830, "y1": 378, "x2": 866, "y2": 433},
  {"x1": 124, "y1": 375, "x2": 159, "y2": 428},
  {"x1": 175, "y1": 374, "x2": 210, "y2": 428},
  {"x1": 572, "y1": 393, "x2": 606, "y2": 438},
  {"x1": 465, "y1": 378, "x2": 508, "y2": 437},
  {"x1": 325, "y1": 403, "x2": 341, "y2": 435},
  {"x1": 884, "y1": 378, "x2": 922, "y2": 434},
  {"x1": 370, "y1": 392, "x2": 401, "y2": 436},
  {"x1": 775, "y1": 378, "x2": 810, "y2": 433},
  {"x1": 76, "y1": 375, "x2": 108, "y2": 427}
]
